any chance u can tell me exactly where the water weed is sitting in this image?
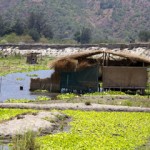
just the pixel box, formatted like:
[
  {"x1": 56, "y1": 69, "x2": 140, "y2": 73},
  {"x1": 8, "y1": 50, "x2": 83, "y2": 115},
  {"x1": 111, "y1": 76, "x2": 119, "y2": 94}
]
[
  {"x1": 57, "y1": 93, "x2": 77, "y2": 100},
  {"x1": 0, "y1": 109, "x2": 37, "y2": 121},
  {"x1": 38, "y1": 110, "x2": 150, "y2": 150}
]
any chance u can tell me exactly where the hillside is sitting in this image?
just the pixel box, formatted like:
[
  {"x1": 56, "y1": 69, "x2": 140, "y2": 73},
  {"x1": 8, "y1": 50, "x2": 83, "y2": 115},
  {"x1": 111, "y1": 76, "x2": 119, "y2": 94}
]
[{"x1": 0, "y1": 0, "x2": 150, "y2": 42}]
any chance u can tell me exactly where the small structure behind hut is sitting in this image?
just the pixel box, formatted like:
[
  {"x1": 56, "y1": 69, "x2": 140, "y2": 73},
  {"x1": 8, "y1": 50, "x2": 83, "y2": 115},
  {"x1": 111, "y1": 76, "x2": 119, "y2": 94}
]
[{"x1": 26, "y1": 53, "x2": 40, "y2": 64}]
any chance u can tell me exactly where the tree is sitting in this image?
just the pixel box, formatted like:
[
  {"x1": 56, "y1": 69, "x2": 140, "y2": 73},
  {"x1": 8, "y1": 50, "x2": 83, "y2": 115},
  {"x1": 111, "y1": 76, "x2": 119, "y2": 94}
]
[
  {"x1": 80, "y1": 28, "x2": 91, "y2": 44},
  {"x1": 29, "y1": 29, "x2": 40, "y2": 42},
  {"x1": 74, "y1": 28, "x2": 92, "y2": 44},
  {"x1": 13, "y1": 20, "x2": 24, "y2": 35},
  {"x1": 42, "y1": 25, "x2": 53, "y2": 39},
  {"x1": 74, "y1": 31, "x2": 81, "y2": 43},
  {"x1": 28, "y1": 12, "x2": 45, "y2": 34},
  {"x1": 0, "y1": 16, "x2": 5, "y2": 36},
  {"x1": 138, "y1": 30, "x2": 150, "y2": 42}
]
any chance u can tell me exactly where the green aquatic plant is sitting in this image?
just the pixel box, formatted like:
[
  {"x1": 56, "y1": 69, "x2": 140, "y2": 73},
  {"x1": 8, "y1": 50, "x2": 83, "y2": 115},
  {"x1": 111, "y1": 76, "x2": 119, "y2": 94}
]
[
  {"x1": 56, "y1": 93, "x2": 77, "y2": 100},
  {"x1": 38, "y1": 110, "x2": 150, "y2": 150},
  {"x1": 32, "y1": 90, "x2": 49, "y2": 93},
  {"x1": 84, "y1": 91, "x2": 126, "y2": 96},
  {"x1": 26, "y1": 74, "x2": 38, "y2": 77},
  {"x1": 16, "y1": 78, "x2": 25, "y2": 81},
  {"x1": 36, "y1": 96, "x2": 50, "y2": 101},
  {"x1": 5, "y1": 98, "x2": 32, "y2": 103},
  {"x1": 0, "y1": 109, "x2": 37, "y2": 121},
  {"x1": 5, "y1": 96, "x2": 50, "y2": 103}
]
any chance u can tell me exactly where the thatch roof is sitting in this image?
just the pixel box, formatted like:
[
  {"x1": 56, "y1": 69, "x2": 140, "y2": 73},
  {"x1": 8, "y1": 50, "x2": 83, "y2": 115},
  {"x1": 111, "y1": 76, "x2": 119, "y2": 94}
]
[
  {"x1": 50, "y1": 50, "x2": 150, "y2": 70},
  {"x1": 62, "y1": 50, "x2": 150, "y2": 63}
]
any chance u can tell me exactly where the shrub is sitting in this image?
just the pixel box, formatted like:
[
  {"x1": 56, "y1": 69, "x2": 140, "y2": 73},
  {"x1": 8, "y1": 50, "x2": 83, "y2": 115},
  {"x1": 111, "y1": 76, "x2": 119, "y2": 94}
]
[
  {"x1": 11, "y1": 131, "x2": 40, "y2": 150},
  {"x1": 29, "y1": 29, "x2": 40, "y2": 42}
]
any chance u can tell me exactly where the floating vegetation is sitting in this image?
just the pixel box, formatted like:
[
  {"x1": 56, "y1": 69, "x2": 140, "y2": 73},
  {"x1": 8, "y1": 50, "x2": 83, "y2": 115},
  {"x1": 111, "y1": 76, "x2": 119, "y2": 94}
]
[
  {"x1": 0, "y1": 109, "x2": 37, "y2": 121},
  {"x1": 57, "y1": 93, "x2": 77, "y2": 100},
  {"x1": 5, "y1": 96, "x2": 50, "y2": 103},
  {"x1": 84, "y1": 91, "x2": 126, "y2": 96},
  {"x1": 16, "y1": 78, "x2": 24, "y2": 81},
  {"x1": 26, "y1": 74, "x2": 38, "y2": 77},
  {"x1": 38, "y1": 110, "x2": 150, "y2": 150},
  {"x1": 33, "y1": 90, "x2": 49, "y2": 93},
  {"x1": 36, "y1": 96, "x2": 50, "y2": 101}
]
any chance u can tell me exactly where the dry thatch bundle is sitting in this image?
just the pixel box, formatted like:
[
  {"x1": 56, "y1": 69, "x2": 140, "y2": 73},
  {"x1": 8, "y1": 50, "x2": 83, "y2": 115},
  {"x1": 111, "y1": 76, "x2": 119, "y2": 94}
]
[{"x1": 51, "y1": 58, "x2": 78, "y2": 72}]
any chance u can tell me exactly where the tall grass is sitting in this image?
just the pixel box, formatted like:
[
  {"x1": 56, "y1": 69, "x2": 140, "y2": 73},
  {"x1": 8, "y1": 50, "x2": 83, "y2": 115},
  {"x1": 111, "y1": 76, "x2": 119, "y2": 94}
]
[{"x1": 11, "y1": 131, "x2": 40, "y2": 150}]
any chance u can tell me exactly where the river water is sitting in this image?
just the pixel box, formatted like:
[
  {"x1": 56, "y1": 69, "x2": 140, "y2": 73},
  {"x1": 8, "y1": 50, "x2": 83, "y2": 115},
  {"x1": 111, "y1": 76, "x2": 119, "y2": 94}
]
[{"x1": 0, "y1": 70, "x2": 54, "y2": 102}]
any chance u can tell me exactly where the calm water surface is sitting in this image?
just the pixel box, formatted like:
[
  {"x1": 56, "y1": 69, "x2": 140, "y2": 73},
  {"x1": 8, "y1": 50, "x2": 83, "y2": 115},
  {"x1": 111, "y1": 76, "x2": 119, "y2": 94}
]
[{"x1": 0, "y1": 70, "x2": 54, "y2": 102}]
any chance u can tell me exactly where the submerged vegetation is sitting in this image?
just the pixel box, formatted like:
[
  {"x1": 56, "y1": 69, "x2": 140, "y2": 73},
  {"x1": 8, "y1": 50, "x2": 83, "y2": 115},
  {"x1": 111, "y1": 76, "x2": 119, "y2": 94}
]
[{"x1": 38, "y1": 110, "x2": 150, "y2": 150}]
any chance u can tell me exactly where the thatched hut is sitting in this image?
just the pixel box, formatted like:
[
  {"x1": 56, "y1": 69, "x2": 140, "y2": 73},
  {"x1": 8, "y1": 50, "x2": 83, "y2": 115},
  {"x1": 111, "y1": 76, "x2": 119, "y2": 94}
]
[{"x1": 48, "y1": 49, "x2": 150, "y2": 93}]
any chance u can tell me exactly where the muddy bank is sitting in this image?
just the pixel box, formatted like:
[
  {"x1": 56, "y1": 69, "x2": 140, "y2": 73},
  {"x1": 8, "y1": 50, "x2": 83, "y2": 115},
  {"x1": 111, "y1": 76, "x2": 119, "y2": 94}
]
[
  {"x1": 0, "y1": 103, "x2": 150, "y2": 112},
  {"x1": 0, "y1": 111, "x2": 70, "y2": 143}
]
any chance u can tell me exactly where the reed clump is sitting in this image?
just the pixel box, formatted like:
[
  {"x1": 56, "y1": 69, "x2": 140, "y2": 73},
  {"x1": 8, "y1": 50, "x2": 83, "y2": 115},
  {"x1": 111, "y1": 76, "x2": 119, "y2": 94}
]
[{"x1": 11, "y1": 131, "x2": 40, "y2": 150}]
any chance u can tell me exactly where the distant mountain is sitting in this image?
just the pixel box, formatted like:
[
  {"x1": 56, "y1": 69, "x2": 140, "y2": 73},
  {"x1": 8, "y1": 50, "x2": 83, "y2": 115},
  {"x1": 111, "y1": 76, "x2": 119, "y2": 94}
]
[{"x1": 0, "y1": 0, "x2": 150, "y2": 42}]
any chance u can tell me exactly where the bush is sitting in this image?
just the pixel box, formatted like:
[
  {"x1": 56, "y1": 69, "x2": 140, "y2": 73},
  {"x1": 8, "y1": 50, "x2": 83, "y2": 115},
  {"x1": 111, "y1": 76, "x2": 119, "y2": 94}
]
[
  {"x1": 138, "y1": 30, "x2": 150, "y2": 42},
  {"x1": 29, "y1": 29, "x2": 41, "y2": 42},
  {"x1": 12, "y1": 131, "x2": 40, "y2": 150}
]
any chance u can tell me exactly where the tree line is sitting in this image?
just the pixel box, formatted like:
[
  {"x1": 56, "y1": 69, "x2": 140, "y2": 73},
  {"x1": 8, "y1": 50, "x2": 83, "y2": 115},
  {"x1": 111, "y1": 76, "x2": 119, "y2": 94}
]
[{"x1": 0, "y1": 12, "x2": 92, "y2": 44}]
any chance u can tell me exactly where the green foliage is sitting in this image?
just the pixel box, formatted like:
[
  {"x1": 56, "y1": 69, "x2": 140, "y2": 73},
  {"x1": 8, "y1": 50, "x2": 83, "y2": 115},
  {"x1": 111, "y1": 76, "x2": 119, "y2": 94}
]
[
  {"x1": 5, "y1": 99, "x2": 32, "y2": 103},
  {"x1": 84, "y1": 91, "x2": 126, "y2": 96},
  {"x1": 26, "y1": 73, "x2": 38, "y2": 77},
  {"x1": 0, "y1": 56, "x2": 50, "y2": 76},
  {"x1": 74, "y1": 31, "x2": 81, "y2": 43},
  {"x1": 74, "y1": 28, "x2": 92, "y2": 44},
  {"x1": 0, "y1": 33, "x2": 33, "y2": 44},
  {"x1": 16, "y1": 78, "x2": 24, "y2": 81},
  {"x1": 29, "y1": 29, "x2": 41, "y2": 42},
  {"x1": 121, "y1": 100, "x2": 132, "y2": 106},
  {"x1": 38, "y1": 110, "x2": 150, "y2": 150},
  {"x1": 0, "y1": 0, "x2": 150, "y2": 42},
  {"x1": 5, "y1": 96, "x2": 50, "y2": 103},
  {"x1": 0, "y1": 109, "x2": 37, "y2": 121},
  {"x1": 57, "y1": 93, "x2": 77, "y2": 100},
  {"x1": 13, "y1": 20, "x2": 25, "y2": 35},
  {"x1": 138, "y1": 30, "x2": 150, "y2": 42},
  {"x1": 12, "y1": 131, "x2": 40, "y2": 150},
  {"x1": 36, "y1": 96, "x2": 50, "y2": 101}
]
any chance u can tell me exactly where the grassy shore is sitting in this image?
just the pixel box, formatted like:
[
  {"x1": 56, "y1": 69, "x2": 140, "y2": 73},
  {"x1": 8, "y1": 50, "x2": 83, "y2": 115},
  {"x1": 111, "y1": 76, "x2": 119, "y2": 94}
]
[{"x1": 0, "y1": 55, "x2": 53, "y2": 76}]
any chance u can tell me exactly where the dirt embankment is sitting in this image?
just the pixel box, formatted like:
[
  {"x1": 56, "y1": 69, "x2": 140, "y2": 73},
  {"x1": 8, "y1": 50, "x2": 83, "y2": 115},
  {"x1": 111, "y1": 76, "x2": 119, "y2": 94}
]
[
  {"x1": 0, "y1": 103, "x2": 150, "y2": 112},
  {"x1": 0, "y1": 111, "x2": 70, "y2": 142}
]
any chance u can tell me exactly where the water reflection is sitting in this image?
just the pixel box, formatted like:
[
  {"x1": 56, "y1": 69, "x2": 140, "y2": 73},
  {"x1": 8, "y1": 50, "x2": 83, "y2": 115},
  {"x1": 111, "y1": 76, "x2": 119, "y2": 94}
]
[{"x1": 0, "y1": 70, "x2": 54, "y2": 102}]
